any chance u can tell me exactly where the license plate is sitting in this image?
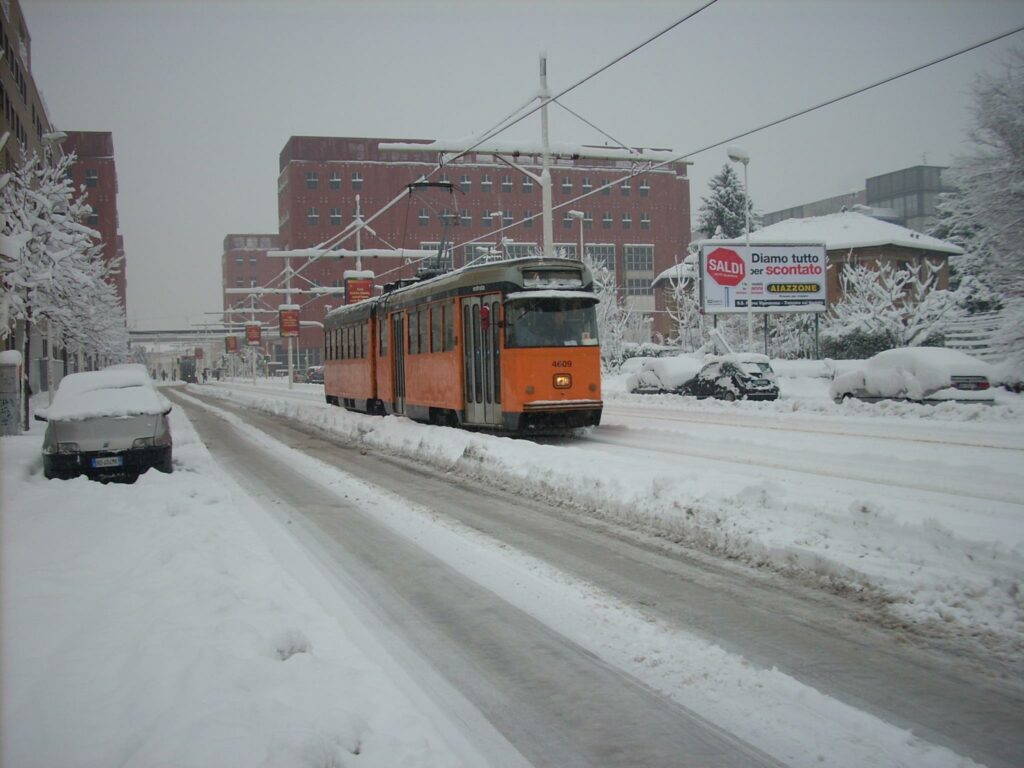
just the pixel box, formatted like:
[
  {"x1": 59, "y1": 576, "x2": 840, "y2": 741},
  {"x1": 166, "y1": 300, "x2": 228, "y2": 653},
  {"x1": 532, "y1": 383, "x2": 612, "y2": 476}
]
[{"x1": 92, "y1": 456, "x2": 123, "y2": 468}]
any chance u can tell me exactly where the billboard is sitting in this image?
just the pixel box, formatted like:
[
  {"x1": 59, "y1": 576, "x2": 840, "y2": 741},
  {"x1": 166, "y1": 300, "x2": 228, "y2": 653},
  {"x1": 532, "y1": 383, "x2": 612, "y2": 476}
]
[
  {"x1": 225, "y1": 335, "x2": 239, "y2": 353},
  {"x1": 699, "y1": 242, "x2": 827, "y2": 314},
  {"x1": 245, "y1": 323, "x2": 261, "y2": 346}
]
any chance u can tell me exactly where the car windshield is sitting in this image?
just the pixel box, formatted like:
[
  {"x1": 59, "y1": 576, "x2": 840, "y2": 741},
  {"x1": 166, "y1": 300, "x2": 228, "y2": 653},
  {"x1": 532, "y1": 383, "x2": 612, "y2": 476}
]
[
  {"x1": 504, "y1": 297, "x2": 599, "y2": 349},
  {"x1": 739, "y1": 362, "x2": 771, "y2": 377}
]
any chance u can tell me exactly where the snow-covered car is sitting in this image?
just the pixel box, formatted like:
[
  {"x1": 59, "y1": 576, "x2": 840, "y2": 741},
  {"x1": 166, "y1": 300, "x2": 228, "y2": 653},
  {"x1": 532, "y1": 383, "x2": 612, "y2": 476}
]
[
  {"x1": 305, "y1": 365, "x2": 324, "y2": 384},
  {"x1": 679, "y1": 354, "x2": 779, "y2": 401},
  {"x1": 35, "y1": 367, "x2": 174, "y2": 480},
  {"x1": 625, "y1": 356, "x2": 704, "y2": 394},
  {"x1": 830, "y1": 347, "x2": 993, "y2": 404}
]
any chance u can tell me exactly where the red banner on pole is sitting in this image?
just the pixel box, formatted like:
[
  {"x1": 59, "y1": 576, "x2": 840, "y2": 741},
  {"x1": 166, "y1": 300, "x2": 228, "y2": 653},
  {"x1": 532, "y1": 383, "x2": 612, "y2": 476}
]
[
  {"x1": 245, "y1": 324, "x2": 261, "y2": 345},
  {"x1": 345, "y1": 278, "x2": 373, "y2": 305},
  {"x1": 225, "y1": 335, "x2": 239, "y2": 353},
  {"x1": 279, "y1": 308, "x2": 300, "y2": 337},
  {"x1": 194, "y1": 347, "x2": 204, "y2": 360}
]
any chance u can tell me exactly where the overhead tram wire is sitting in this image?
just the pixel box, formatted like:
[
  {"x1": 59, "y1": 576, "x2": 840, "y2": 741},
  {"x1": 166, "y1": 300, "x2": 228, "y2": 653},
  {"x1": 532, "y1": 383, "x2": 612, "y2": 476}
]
[
  {"x1": 439, "y1": 0, "x2": 721, "y2": 167},
  {"x1": 310, "y1": 18, "x2": 1024, "y2": 288},
  {"x1": 440, "y1": 20, "x2": 1024, "y2": 261}
]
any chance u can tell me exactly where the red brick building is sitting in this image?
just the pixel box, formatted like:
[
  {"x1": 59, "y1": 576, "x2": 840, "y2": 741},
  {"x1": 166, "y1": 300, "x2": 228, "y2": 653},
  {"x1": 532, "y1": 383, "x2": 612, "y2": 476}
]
[{"x1": 64, "y1": 131, "x2": 126, "y2": 309}]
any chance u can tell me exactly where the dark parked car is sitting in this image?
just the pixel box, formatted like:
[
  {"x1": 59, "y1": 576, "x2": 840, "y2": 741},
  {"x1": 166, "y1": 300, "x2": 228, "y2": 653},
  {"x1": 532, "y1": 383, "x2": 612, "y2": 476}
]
[
  {"x1": 305, "y1": 365, "x2": 325, "y2": 384},
  {"x1": 36, "y1": 366, "x2": 173, "y2": 481},
  {"x1": 679, "y1": 354, "x2": 779, "y2": 401}
]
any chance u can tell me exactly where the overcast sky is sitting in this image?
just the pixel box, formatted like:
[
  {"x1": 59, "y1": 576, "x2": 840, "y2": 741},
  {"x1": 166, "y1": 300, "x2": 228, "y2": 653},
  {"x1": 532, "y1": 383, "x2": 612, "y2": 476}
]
[{"x1": 22, "y1": 0, "x2": 1024, "y2": 331}]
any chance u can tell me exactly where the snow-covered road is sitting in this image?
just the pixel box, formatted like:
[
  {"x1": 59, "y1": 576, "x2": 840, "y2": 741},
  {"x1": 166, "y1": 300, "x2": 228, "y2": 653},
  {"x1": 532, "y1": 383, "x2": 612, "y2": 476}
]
[{"x1": 4, "y1": 376, "x2": 1023, "y2": 767}]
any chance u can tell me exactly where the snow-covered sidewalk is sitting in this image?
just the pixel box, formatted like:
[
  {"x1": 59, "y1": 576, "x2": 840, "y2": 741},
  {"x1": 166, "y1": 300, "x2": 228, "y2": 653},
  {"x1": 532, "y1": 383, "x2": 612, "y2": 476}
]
[{"x1": 0, "y1": 404, "x2": 473, "y2": 768}]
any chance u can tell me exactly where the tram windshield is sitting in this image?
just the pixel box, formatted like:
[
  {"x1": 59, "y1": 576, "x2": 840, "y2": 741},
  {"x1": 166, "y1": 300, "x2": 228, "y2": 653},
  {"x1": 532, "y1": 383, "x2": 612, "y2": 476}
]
[{"x1": 504, "y1": 296, "x2": 599, "y2": 348}]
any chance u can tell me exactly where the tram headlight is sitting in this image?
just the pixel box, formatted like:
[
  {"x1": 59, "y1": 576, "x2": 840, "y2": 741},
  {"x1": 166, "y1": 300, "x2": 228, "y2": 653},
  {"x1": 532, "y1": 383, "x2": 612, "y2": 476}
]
[{"x1": 553, "y1": 373, "x2": 572, "y2": 389}]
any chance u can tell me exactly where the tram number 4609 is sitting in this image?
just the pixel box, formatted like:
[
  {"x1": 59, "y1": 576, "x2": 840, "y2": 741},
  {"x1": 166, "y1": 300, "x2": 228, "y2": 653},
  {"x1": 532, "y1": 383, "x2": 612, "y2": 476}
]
[{"x1": 553, "y1": 360, "x2": 573, "y2": 368}]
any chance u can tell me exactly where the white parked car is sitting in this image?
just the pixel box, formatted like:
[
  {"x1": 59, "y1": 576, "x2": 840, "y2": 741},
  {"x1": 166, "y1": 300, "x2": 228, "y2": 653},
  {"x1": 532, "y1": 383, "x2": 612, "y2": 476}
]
[
  {"x1": 36, "y1": 366, "x2": 174, "y2": 480},
  {"x1": 830, "y1": 347, "x2": 994, "y2": 404}
]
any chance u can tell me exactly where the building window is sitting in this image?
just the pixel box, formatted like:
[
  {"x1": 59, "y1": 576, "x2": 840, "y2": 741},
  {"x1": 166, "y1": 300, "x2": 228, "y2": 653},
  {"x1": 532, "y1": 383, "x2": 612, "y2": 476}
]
[
  {"x1": 602, "y1": 212, "x2": 612, "y2": 229},
  {"x1": 235, "y1": 278, "x2": 244, "y2": 288},
  {"x1": 562, "y1": 212, "x2": 573, "y2": 229},
  {"x1": 626, "y1": 278, "x2": 653, "y2": 296},
  {"x1": 585, "y1": 244, "x2": 616, "y2": 274},
  {"x1": 502, "y1": 210, "x2": 514, "y2": 226},
  {"x1": 584, "y1": 211, "x2": 593, "y2": 229},
  {"x1": 87, "y1": 212, "x2": 99, "y2": 226},
  {"x1": 482, "y1": 210, "x2": 493, "y2": 227},
  {"x1": 501, "y1": 175, "x2": 512, "y2": 192},
  {"x1": 523, "y1": 209, "x2": 534, "y2": 228},
  {"x1": 460, "y1": 209, "x2": 472, "y2": 226},
  {"x1": 418, "y1": 208, "x2": 429, "y2": 226},
  {"x1": 440, "y1": 173, "x2": 450, "y2": 185},
  {"x1": 234, "y1": 254, "x2": 243, "y2": 263},
  {"x1": 639, "y1": 180, "x2": 651, "y2": 197},
  {"x1": 522, "y1": 177, "x2": 533, "y2": 193},
  {"x1": 352, "y1": 171, "x2": 363, "y2": 190},
  {"x1": 481, "y1": 174, "x2": 492, "y2": 192},
  {"x1": 85, "y1": 169, "x2": 98, "y2": 188},
  {"x1": 251, "y1": 279, "x2": 258, "y2": 287},
  {"x1": 582, "y1": 177, "x2": 593, "y2": 192},
  {"x1": 330, "y1": 207, "x2": 342, "y2": 225},
  {"x1": 249, "y1": 255, "x2": 257, "y2": 264},
  {"x1": 307, "y1": 207, "x2": 320, "y2": 225},
  {"x1": 306, "y1": 171, "x2": 319, "y2": 189},
  {"x1": 329, "y1": 172, "x2": 341, "y2": 190},
  {"x1": 620, "y1": 179, "x2": 631, "y2": 196},
  {"x1": 556, "y1": 243, "x2": 577, "y2": 259},
  {"x1": 602, "y1": 179, "x2": 611, "y2": 196},
  {"x1": 624, "y1": 244, "x2": 654, "y2": 272},
  {"x1": 561, "y1": 178, "x2": 573, "y2": 194},
  {"x1": 621, "y1": 213, "x2": 632, "y2": 230},
  {"x1": 640, "y1": 213, "x2": 651, "y2": 230},
  {"x1": 460, "y1": 174, "x2": 471, "y2": 192}
]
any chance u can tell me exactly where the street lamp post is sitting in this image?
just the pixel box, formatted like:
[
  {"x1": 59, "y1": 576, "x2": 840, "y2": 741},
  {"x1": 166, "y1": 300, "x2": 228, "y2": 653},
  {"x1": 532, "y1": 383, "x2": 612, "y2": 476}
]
[
  {"x1": 568, "y1": 210, "x2": 585, "y2": 261},
  {"x1": 727, "y1": 146, "x2": 753, "y2": 351}
]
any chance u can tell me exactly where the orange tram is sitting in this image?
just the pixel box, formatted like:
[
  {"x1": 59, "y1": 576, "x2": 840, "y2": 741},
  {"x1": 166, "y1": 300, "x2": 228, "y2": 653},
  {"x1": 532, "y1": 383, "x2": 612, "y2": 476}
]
[{"x1": 323, "y1": 257, "x2": 603, "y2": 434}]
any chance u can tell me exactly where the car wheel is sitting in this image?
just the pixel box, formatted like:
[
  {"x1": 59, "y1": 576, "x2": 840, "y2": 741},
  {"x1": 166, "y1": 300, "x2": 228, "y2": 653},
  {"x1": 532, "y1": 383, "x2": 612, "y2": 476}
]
[{"x1": 722, "y1": 391, "x2": 736, "y2": 402}]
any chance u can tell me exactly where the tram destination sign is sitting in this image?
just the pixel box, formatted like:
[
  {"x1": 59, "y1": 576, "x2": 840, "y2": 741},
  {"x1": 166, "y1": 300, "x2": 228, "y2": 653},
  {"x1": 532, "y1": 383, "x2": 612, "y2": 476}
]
[{"x1": 699, "y1": 241, "x2": 828, "y2": 314}]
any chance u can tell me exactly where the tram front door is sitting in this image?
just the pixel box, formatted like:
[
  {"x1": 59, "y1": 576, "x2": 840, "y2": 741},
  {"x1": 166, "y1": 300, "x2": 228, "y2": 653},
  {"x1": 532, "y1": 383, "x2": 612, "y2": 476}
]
[{"x1": 462, "y1": 295, "x2": 502, "y2": 427}]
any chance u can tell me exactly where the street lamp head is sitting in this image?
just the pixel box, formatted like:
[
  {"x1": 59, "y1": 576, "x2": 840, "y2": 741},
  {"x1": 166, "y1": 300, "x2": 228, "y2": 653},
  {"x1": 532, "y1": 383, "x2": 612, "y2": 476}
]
[
  {"x1": 726, "y1": 146, "x2": 750, "y2": 165},
  {"x1": 42, "y1": 131, "x2": 68, "y2": 144},
  {"x1": 567, "y1": 209, "x2": 585, "y2": 219}
]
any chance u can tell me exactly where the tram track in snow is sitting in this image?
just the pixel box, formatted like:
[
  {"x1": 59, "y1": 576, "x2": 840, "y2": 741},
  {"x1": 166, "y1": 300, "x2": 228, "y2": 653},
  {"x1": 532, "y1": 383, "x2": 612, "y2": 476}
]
[{"x1": 578, "y1": 421, "x2": 1023, "y2": 507}]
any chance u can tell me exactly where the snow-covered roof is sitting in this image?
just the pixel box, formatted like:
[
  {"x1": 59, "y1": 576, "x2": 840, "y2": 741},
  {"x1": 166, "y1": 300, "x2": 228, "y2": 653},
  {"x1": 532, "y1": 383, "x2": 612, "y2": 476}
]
[
  {"x1": 711, "y1": 212, "x2": 963, "y2": 255},
  {"x1": 653, "y1": 253, "x2": 697, "y2": 285}
]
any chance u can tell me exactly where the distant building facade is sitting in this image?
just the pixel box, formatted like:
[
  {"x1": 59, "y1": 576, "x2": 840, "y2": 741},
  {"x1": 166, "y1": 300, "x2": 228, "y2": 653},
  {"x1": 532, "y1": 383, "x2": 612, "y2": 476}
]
[
  {"x1": 257, "y1": 135, "x2": 693, "y2": 360},
  {"x1": 762, "y1": 165, "x2": 954, "y2": 234},
  {"x1": 0, "y1": 0, "x2": 54, "y2": 170},
  {"x1": 64, "y1": 131, "x2": 127, "y2": 310}
]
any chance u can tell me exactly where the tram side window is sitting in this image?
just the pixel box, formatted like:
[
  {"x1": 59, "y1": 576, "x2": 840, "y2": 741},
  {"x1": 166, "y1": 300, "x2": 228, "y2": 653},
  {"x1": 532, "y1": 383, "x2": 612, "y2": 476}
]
[
  {"x1": 409, "y1": 310, "x2": 419, "y2": 355},
  {"x1": 444, "y1": 301, "x2": 455, "y2": 350},
  {"x1": 379, "y1": 317, "x2": 388, "y2": 356},
  {"x1": 361, "y1": 322, "x2": 367, "y2": 359},
  {"x1": 418, "y1": 308, "x2": 429, "y2": 354},
  {"x1": 431, "y1": 303, "x2": 443, "y2": 352}
]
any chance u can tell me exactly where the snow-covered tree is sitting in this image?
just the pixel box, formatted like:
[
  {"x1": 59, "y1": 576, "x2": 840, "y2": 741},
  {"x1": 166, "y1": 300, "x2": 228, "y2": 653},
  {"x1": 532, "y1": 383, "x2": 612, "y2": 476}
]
[
  {"x1": 695, "y1": 164, "x2": 760, "y2": 240},
  {"x1": 661, "y1": 253, "x2": 704, "y2": 351},
  {"x1": 823, "y1": 258, "x2": 962, "y2": 354},
  {"x1": 1, "y1": 137, "x2": 128, "y2": 425},
  {"x1": 933, "y1": 48, "x2": 1024, "y2": 295},
  {"x1": 583, "y1": 254, "x2": 648, "y2": 371}
]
